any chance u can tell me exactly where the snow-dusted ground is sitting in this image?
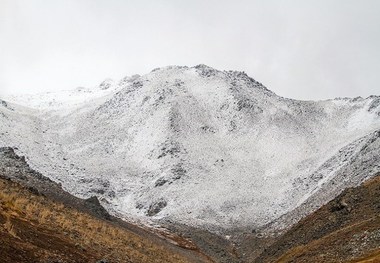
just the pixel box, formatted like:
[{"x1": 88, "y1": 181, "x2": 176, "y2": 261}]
[{"x1": 1, "y1": 65, "x2": 379, "y2": 230}]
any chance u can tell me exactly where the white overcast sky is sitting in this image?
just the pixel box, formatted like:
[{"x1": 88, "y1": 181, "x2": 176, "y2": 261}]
[{"x1": 0, "y1": 0, "x2": 379, "y2": 100}]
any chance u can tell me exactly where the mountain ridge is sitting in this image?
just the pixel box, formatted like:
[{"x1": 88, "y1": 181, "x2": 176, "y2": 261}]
[{"x1": 1, "y1": 65, "x2": 379, "y2": 232}]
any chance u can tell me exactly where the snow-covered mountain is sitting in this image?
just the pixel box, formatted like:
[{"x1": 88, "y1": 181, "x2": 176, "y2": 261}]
[{"x1": 1, "y1": 65, "x2": 379, "y2": 231}]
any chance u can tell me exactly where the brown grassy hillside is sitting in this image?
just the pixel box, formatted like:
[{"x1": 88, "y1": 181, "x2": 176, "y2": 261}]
[
  {"x1": 0, "y1": 147, "x2": 214, "y2": 263},
  {"x1": 0, "y1": 177, "x2": 206, "y2": 263},
  {"x1": 254, "y1": 175, "x2": 380, "y2": 263}
]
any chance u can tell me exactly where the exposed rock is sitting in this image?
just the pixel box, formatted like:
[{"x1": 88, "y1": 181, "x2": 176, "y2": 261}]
[
  {"x1": 155, "y1": 177, "x2": 168, "y2": 187},
  {"x1": 99, "y1": 79, "x2": 114, "y2": 90},
  {"x1": 147, "y1": 200, "x2": 167, "y2": 216}
]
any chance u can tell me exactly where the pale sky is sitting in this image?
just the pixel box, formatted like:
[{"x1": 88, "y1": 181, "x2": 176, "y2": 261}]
[{"x1": 1, "y1": 0, "x2": 379, "y2": 100}]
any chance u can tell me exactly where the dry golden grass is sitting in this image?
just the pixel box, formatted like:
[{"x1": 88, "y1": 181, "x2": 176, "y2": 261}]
[
  {"x1": 0, "y1": 179, "x2": 194, "y2": 263},
  {"x1": 255, "y1": 175, "x2": 380, "y2": 263},
  {"x1": 351, "y1": 249, "x2": 380, "y2": 263},
  {"x1": 3, "y1": 214, "x2": 18, "y2": 239},
  {"x1": 275, "y1": 217, "x2": 380, "y2": 263}
]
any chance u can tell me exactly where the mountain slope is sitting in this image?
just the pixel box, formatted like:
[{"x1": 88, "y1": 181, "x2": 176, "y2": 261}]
[
  {"x1": 1, "y1": 65, "x2": 380, "y2": 231},
  {"x1": 0, "y1": 147, "x2": 211, "y2": 263},
  {"x1": 254, "y1": 174, "x2": 380, "y2": 263}
]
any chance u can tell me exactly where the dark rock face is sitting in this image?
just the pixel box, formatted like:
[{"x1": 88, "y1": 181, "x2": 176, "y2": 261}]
[
  {"x1": 147, "y1": 200, "x2": 167, "y2": 216},
  {"x1": 155, "y1": 177, "x2": 168, "y2": 187},
  {"x1": 0, "y1": 147, "x2": 110, "y2": 221},
  {"x1": 0, "y1": 100, "x2": 13, "y2": 111},
  {"x1": 1, "y1": 100, "x2": 7, "y2": 108},
  {"x1": 85, "y1": 196, "x2": 111, "y2": 220}
]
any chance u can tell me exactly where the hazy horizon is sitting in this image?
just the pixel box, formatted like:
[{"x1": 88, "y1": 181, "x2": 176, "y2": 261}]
[{"x1": 1, "y1": 0, "x2": 380, "y2": 100}]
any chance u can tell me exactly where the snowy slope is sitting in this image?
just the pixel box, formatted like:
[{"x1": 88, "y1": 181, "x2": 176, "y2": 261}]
[
  {"x1": 3, "y1": 78, "x2": 122, "y2": 112},
  {"x1": 1, "y1": 65, "x2": 379, "y2": 230}
]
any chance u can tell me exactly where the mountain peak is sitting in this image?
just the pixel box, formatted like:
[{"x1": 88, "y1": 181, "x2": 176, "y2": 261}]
[{"x1": 1, "y1": 65, "x2": 379, "y2": 231}]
